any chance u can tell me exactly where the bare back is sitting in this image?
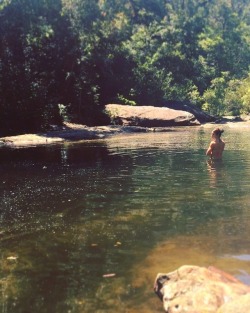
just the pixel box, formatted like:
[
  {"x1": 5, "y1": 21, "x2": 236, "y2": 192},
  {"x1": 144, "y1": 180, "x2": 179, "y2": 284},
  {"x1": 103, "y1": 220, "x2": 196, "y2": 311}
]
[{"x1": 206, "y1": 139, "x2": 225, "y2": 159}]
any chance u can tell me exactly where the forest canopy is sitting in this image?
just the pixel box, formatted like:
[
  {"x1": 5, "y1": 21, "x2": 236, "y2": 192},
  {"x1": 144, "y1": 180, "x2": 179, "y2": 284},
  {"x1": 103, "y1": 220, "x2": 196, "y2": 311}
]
[{"x1": 1, "y1": 0, "x2": 250, "y2": 135}]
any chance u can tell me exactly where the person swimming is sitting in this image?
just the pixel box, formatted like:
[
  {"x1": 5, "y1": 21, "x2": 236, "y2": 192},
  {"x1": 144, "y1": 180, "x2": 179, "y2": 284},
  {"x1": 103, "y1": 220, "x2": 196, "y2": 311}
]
[{"x1": 206, "y1": 128, "x2": 225, "y2": 160}]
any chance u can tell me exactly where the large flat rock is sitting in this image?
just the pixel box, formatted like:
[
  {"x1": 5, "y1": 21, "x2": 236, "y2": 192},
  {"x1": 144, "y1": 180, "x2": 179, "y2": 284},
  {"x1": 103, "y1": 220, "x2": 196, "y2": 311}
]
[
  {"x1": 155, "y1": 265, "x2": 250, "y2": 313},
  {"x1": 105, "y1": 104, "x2": 200, "y2": 127}
]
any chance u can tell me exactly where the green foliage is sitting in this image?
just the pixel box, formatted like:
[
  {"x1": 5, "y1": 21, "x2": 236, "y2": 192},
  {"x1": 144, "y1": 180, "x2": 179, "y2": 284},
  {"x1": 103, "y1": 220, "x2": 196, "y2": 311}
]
[
  {"x1": 241, "y1": 85, "x2": 250, "y2": 113},
  {"x1": 0, "y1": 0, "x2": 11, "y2": 10},
  {"x1": 202, "y1": 72, "x2": 250, "y2": 116},
  {"x1": 1, "y1": 0, "x2": 250, "y2": 135},
  {"x1": 58, "y1": 104, "x2": 69, "y2": 122},
  {"x1": 117, "y1": 94, "x2": 136, "y2": 106},
  {"x1": 224, "y1": 74, "x2": 250, "y2": 114},
  {"x1": 202, "y1": 72, "x2": 229, "y2": 116},
  {"x1": 224, "y1": 79, "x2": 242, "y2": 115}
]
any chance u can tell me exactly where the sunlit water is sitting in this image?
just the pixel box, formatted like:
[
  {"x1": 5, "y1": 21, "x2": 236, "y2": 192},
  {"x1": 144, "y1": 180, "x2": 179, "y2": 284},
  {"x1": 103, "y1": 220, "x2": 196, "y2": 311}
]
[{"x1": 1, "y1": 125, "x2": 250, "y2": 313}]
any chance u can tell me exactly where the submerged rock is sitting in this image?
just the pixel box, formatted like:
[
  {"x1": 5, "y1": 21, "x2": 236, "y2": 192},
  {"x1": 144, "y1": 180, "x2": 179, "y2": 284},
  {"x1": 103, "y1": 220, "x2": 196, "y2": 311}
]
[
  {"x1": 154, "y1": 265, "x2": 250, "y2": 313},
  {"x1": 105, "y1": 104, "x2": 200, "y2": 127}
]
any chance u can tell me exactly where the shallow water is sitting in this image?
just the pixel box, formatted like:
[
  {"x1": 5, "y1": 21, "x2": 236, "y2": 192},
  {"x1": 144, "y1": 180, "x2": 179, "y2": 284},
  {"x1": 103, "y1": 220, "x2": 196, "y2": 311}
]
[{"x1": 1, "y1": 125, "x2": 250, "y2": 313}]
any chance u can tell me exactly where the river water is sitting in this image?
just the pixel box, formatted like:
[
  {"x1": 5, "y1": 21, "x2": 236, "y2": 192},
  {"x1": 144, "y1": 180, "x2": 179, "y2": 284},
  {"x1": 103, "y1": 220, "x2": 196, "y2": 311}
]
[{"x1": 1, "y1": 125, "x2": 250, "y2": 313}]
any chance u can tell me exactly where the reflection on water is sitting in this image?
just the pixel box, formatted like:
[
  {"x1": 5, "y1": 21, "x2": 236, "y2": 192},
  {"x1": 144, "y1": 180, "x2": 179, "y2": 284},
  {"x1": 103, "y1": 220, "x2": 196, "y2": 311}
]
[
  {"x1": 206, "y1": 159, "x2": 230, "y2": 191},
  {"x1": 1, "y1": 126, "x2": 250, "y2": 312}
]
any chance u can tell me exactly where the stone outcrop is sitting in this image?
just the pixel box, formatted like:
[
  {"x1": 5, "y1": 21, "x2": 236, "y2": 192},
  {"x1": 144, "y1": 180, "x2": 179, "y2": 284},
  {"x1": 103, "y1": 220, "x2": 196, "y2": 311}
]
[
  {"x1": 105, "y1": 104, "x2": 200, "y2": 127},
  {"x1": 0, "y1": 123, "x2": 177, "y2": 147},
  {"x1": 154, "y1": 265, "x2": 250, "y2": 313},
  {"x1": 163, "y1": 100, "x2": 216, "y2": 123}
]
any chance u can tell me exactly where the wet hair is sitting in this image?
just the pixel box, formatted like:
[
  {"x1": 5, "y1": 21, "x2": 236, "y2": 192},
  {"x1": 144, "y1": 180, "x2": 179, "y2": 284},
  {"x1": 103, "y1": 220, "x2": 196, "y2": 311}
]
[{"x1": 212, "y1": 128, "x2": 224, "y2": 138}]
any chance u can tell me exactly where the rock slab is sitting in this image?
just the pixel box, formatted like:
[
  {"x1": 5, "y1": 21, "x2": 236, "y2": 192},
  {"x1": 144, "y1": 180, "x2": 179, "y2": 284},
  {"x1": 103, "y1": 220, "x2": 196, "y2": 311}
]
[
  {"x1": 105, "y1": 104, "x2": 200, "y2": 127},
  {"x1": 154, "y1": 265, "x2": 250, "y2": 313}
]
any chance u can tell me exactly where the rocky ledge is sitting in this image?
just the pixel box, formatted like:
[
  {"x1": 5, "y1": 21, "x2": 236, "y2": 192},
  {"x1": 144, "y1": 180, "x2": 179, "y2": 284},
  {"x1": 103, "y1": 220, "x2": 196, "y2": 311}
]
[
  {"x1": 105, "y1": 104, "x2": 201, "y2": 126},
  {"x1": 0, "y1": 122, "x2": 177, "y2": 148},
  {"x1": 154, "y1": 265, "x2": 250, "y2": 313},
  {"x1": 0, "y1": 105, "x2": 249, "y2": 148}
]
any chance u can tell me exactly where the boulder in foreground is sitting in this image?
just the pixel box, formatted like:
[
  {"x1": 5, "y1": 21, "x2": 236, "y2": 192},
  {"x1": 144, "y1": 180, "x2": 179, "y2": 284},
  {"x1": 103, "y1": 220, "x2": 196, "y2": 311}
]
[
  {"x1": 154, "y1": 265, "x2": 250, "y2": 313},
  {"x1": 105, "y1": 104, "x2": 200, "y2": 127}
]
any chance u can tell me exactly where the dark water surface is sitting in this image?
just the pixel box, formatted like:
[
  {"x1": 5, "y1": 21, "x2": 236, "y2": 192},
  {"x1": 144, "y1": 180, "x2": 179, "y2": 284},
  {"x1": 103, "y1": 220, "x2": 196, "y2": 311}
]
[{"x1": 1, "y1": 126, "x2": 250, "y2": 313}]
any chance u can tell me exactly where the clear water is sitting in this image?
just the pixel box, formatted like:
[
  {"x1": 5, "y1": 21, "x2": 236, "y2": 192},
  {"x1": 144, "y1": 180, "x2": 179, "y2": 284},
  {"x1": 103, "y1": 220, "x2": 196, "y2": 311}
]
[{"x1": 1, "y1": 125, "x2": 250, "y2": 313}]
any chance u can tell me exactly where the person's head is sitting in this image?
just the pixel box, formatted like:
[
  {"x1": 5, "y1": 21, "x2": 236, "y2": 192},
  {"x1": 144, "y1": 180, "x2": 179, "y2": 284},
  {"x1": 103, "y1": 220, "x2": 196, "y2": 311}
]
[{"x1": 212, "y1": 128, "x2": 224, "y2": 139}]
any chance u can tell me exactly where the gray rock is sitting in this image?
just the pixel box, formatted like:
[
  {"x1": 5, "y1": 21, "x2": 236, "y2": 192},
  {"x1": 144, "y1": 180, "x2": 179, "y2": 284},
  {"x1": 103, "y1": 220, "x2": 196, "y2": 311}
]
[
  {"x1": 105, "y1": 104, "x2": 200, "y2": 127},
  {"x1": 163, "y1": 100, "x2": 215, "y2": 123}
]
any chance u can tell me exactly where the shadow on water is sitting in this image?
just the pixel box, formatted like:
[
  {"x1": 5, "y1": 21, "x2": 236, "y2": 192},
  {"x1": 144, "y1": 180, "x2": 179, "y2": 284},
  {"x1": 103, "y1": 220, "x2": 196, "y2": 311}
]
[
  {"x1": 0, "y1": 143, "x2": 136, "y2": 222},
  {"x1": 1, "y1": 128, "x2": 250, "y2": 312}
]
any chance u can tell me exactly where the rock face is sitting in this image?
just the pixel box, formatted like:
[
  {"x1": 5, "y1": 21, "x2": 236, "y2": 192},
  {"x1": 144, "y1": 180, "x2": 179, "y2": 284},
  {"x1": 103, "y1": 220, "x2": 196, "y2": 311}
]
[
  {"x1": 154, "y1": 265, "x2": 250, "y2": 313},
  {"x1": 163, "y1": 100, "x2": 216, "y2": 123},
  {"x1": 105, "y1": 104, "x2": 200, "y2": 127}
]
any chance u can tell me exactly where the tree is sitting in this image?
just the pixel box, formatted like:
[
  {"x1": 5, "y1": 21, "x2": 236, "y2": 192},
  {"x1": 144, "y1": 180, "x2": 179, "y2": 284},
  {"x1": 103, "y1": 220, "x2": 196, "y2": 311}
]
[
  {"x1": 1, "y1": 0, "x2": 250, "y2": 135},
  {"x1": 0, "y1": 0, "x2": 80, "y2": 134},
  {"x1": 202, "y1": 72, "x2": 229, "y2": 116},
  {"x1": 224, "y1": 74, "x2": 250, "y2": 114}
]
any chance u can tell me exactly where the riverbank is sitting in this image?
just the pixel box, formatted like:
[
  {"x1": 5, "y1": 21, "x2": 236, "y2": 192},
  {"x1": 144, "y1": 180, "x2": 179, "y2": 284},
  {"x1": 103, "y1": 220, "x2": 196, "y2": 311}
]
[
  {"x1": 1, "y1": 118, "x2": 250, "y2": 148},
  {"x1": 0, "y1": 122, "x2": 174, "y2": 148}
]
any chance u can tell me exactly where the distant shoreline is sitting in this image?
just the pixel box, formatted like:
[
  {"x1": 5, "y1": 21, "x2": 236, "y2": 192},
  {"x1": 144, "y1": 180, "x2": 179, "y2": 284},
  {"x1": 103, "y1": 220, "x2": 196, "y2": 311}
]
[{"x1": 0, "y1": 119, "x2": 250, "y2": 148}]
